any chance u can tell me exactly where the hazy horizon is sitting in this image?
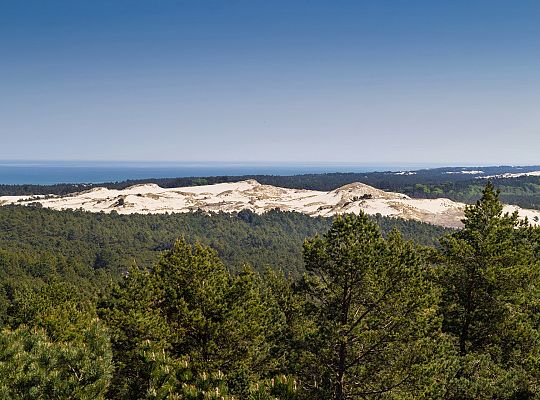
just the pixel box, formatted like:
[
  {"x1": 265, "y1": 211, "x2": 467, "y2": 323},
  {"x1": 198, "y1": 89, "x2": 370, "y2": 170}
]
[
  {"x1": 1, "y1": 1, "x2": 539, "y2": 164},
  {"x1": 1, "y1": 159, "x2": 538, "y2": 186},
  {"x1": 1, "y1": 159, "x2": 537, "y2": 168},
  {"x1": 0, "y1": 160, "x2": 448, "y2": 185}
]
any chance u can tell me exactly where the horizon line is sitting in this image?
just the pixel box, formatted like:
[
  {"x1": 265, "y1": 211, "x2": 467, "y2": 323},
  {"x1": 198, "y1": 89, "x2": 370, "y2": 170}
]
[{"x1": 0, "y1": 159, "x2": 538, "y2": 168}]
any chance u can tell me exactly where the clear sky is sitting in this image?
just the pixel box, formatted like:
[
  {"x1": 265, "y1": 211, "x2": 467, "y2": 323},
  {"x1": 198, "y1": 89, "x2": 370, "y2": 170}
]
[{"x1": 1, "y1": 0, "x2": 539, "y2": 165}]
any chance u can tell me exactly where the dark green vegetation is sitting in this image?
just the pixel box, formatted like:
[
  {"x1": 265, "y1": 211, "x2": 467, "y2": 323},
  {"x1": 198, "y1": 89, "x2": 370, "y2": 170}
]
[
  {"x1": 0, "y1": 205, "x2": 448, "y2": 286},
  {"x1": 399, "y1": 176, "x2": 540, "y2": 210},
  {"x1": 0, "y1": 183, "x2": 540, "y2": 398},
  {"x1": 1, "y1": 165, "x2": 539, "y2": 209}
]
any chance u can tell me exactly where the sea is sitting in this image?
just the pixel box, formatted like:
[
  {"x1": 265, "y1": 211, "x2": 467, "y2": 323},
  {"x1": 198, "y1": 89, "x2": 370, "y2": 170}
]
[{"x1": 0, "y1": 161, "x2": 434, "y2": 185}]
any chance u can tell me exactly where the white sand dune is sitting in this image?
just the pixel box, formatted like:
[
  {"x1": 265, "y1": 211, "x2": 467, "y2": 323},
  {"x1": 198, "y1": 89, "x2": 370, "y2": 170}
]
[
  {"x1": 479, "y1": 171, "x2": 540, "y2": 179},
  {"x1": 445, "y1": 170, "x2": 484, "y2": 175},
  {"x1": 2, "y1": 180, "x2": 539, "y2": 228}
]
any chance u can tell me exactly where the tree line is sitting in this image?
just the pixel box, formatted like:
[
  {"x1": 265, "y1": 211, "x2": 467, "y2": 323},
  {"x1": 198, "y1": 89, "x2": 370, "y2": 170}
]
[{"x1": 0, "y1": 205, "x2": 448, "y2": 299}]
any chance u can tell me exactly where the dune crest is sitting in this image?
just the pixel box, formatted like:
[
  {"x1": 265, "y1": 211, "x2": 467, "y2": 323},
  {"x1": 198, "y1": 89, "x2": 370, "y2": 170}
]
[{"x1": 2, "y1": 180, "x2": 539, "y2": 228}]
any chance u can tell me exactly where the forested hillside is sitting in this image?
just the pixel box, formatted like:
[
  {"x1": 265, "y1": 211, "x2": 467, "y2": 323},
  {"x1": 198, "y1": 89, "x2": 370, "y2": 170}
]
[
  {"x1": 1, "y1": 183, "x2": 539, "y2": 399},
  {"x1": 0, "y1": 205, "x2": 447, "y2": 281}
]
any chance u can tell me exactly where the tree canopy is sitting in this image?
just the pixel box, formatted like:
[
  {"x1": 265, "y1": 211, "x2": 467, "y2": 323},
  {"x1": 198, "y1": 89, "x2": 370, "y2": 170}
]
[{"x1": 0, "y1": 182, "x2": 538, "y2": 398}]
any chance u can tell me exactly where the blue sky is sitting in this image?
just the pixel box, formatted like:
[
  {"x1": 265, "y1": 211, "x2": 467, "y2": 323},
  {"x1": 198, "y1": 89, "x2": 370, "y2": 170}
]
[{"x1": 1, "y1": 0, "x2": 539, "y2": 164}]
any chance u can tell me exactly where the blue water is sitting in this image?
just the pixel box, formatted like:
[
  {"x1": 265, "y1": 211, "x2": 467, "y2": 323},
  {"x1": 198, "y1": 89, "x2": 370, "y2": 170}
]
[{"x1": 0, "y1": 161, "x2": 431, "y2": 185}]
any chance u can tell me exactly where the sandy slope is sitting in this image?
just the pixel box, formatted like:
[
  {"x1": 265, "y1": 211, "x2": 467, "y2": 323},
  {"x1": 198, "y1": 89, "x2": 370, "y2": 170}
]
[
  {"x1": 479, "y1": 171, "x2": 540, "y2": 179},
  {"x1": 1, "y1": 180, "x2": 539, "y2": 228}
]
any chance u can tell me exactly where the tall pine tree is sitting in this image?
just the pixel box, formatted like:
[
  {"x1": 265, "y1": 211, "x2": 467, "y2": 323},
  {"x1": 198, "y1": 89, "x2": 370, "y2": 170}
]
[
  {"x1": 301, "y1": 213, "x2": 443, "y2": 399},
  {"x1": 100, "y1": 238, "x2": 286, "y2": 398},
  {"x1": 439, "y1": 182, "x2": 540, "y2": 398}
]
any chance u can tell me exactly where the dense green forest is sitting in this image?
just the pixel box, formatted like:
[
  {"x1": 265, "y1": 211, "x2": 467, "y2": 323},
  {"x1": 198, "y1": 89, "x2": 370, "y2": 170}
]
[
  {"x1": 2, "y1": 166, "x2": 539, "y2": 209},
  {"x1": 395, "y1": 176, "x2": 540, "y2": 210},
  {"x1": 0, "y1": 205, "x2": 447, "y2": 278},
  {"x1": 1, "y1": 183, "x2": 540, "y2": 398}
]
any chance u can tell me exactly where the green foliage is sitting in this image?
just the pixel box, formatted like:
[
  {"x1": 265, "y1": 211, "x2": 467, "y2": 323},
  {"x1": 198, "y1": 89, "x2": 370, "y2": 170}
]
[
  {"x1": 100, "y1": 239, "x2": 284, "y2": 398},
  {"x1": 0, "y1": 323, "x2": 112, "y2": 399},
  {"x1": 258, "y1": 268, "x2": 315, "y2": 378},
  {"x1": 438, "y1": 182, "x2": 540, "y2": 398},
  {"x1": 0, "y1": 280, "x2": 113, "y2": 399},
  {"x1": 7, "y1": 282, "x2": 97, "y2": 339},
  {"x1": 301, "y1": 213, "x2": 444, "y2": 399},
  {"x1": 0, "y1": 206, "x2": 332, "y2": 279},
  {"x1": 0, "y1": 206, "x2": 447, "y2": 282},
  {"x1": 397, "y1": 177, "x2": 540, "y2": 210},
  {"x1": 96, "y1": 266, "x2": 170, "y2": 399},
  {"x1": 0, "y1": 180, "x2": 539, "y2": 398},
  {"x1": 139, "y1": 344, "x2": 299, "y2": 400}
]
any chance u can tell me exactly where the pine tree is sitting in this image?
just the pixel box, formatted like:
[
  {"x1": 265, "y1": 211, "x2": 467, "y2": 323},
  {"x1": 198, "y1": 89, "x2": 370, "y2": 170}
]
[
  {"x1": 439, "y1": 182, "x2": 540, "y2": 398},
  {"x1": 0, "y1": 281, "x2": 113, "y2": 399},
  {"x1": 98, "y1": 266, "x2": 170, "y2": 399},
  {"x1": 259, "y1": 268, "x2": 315, "y2": 378},
  {"x1": 0, "y1": 322, "x2": 112, "y2": 399},
  {"x1": 100, "y1": 238, "x2": 285, "y2": 398},
  {"x1": 301, "y1": 213, "x2": 443, "y2": 399}
]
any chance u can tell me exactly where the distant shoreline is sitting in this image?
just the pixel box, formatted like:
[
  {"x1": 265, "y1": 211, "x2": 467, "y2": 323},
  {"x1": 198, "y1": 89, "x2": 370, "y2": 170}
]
[{"x1": 0, "y1": 161, "x2": 448, "y2": 185}]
